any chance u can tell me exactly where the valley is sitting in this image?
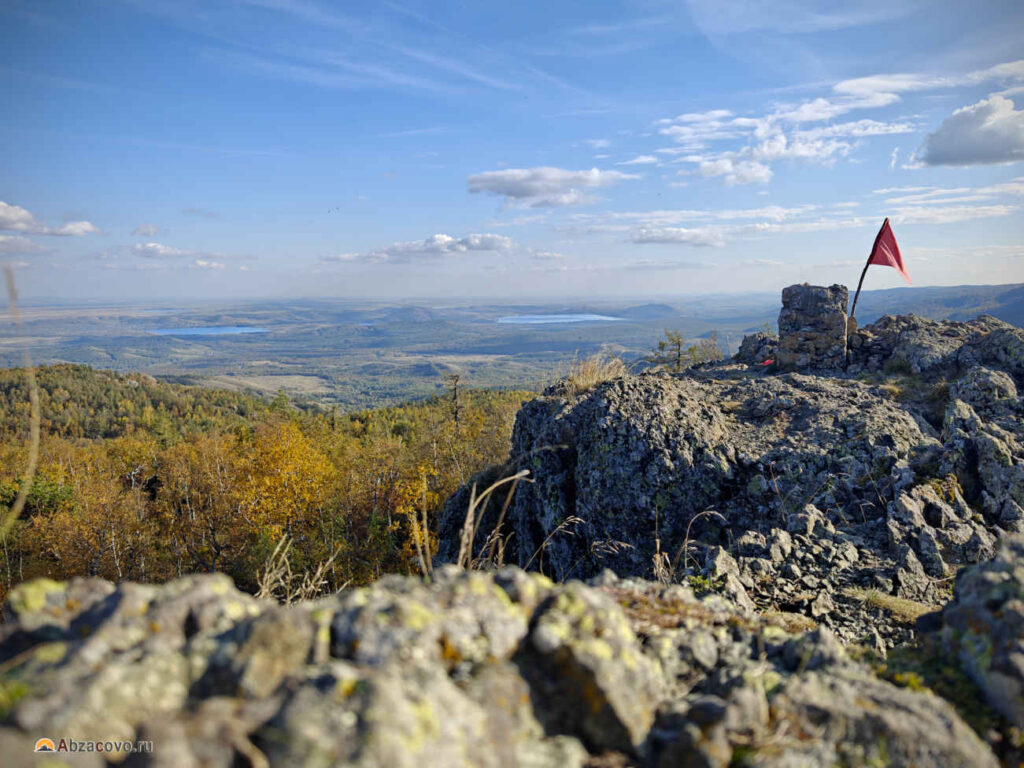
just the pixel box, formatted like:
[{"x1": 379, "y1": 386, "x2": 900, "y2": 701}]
[{"x1": 5, "y1": 282, "x2": 1023, "y2": 410}]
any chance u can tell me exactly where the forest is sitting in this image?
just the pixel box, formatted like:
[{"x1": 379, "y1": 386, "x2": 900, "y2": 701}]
[{"x1": 0, "y1": 365, "x2": 529, "y2": 600}]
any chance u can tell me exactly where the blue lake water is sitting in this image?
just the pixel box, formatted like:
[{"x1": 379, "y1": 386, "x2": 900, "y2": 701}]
[
  {"x1": 150, "y1": 326, "x2": 269, "y2": 336},
  {"x1": 497, "y1": 314, "x2": 623, "y2": 325}
]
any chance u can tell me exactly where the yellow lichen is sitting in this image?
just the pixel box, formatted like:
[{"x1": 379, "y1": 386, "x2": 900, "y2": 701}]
[{"x1": 7, "y1": 578, "x2": 65, "y2": 615}]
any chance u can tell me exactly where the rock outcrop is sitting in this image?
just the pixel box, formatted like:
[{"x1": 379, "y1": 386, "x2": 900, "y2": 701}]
[
  {"x1": 0, "y1": 559, "x2": 1010, "y2": 768},
  {"x1": 438, "y1": 310, "x2": 1024, "y2": 649}
]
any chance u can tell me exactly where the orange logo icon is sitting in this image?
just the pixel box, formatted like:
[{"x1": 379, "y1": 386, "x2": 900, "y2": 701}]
[{"x1": 34, "y1": 738, "x2": 56, "y2": 752}]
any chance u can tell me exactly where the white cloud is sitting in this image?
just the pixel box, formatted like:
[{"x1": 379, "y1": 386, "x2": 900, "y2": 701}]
[
  {"x1": 630, "y1": 226, "x2": 727, "y2": 247},
  {"x1": 589, "y1": 204, "x2": 817, "y2": 226},
  {"x1": 328, "y1": 233, "x2": 515, "y2": 264},
  {"x1": 530, "y1": 251, "x2": 568, "y2": 261},
  {"x1": 584, "y1": 138, "x2": 611, "y2": 149},
  {"x1": 692, "y1": 158, "x2": 773, "y2": 185},
  {"x1": 624, "y1": 259, "x2": 717, "y2": 271},
  {"x1": 133, "y1": 223, "x2": 160, "y2": 236},
  {"x1": 0, "y1": 203, "x2": 37, "y2": 232},
  {"x1": 803, "y1": 59, "x2": 1024, "y2": 124},
  {"x1": 0, "y1": 201, "x2": 98, "y2": 237},
  {"x1": 652, "y1": 59, "x2": 1021, "y2": 187},
  {"x1": 890, "y1": 204, "x2": 1017, "y2": 224},
  {"x1": 607, "y1": 199, "x2": 1016, "y2": 250},
  {"x1": 0, "y1": 234, "x2": 46, "y2": 256},
  {"x1": 619, "y1": 155, "x2": 660, "y2": 165},
  {"x1": 800, "y1": 119, "x2": 914, "y2": 139},
  {"x1": 915, "y1": 95, "x2": 1024, "y2": 166},
  {"x1": 132, "y1": 242, "x2": 191, "y2": 258},
  {"x1": 880, "y1": 179, "x2": 1024, "y2": 205},
  {"x1": 52, "y1": 221, "x2": 99, "y2": 236},
  {"x1": 467, "y1": 167, "x2": 639, "y2": 207},
  {"x1": 656, "y1": 110, "x2": 753, "y2": 147},
  {"x1": 124, "y1": 241, "x2": 253, "y2": 265},
  {"x1": 657, "y1": 108, "x2": 913, "y2": 185}
]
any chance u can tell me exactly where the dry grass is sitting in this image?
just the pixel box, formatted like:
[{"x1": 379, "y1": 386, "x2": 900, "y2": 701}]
[
  {"x1": 761, "y1": 610, "x2": 818, "y2": 633},
  {"x1": 842, "y1": 586, "x2": 932, "y2": 625},
  {"x1": 256, "y1": 537, "x2": 342, "y2": 604},
  {"x1": 458, "y1": 469, "x2": 531, "y2": 570},
  {"x1": 563, "y1": 352, "x2": 626, "y2": 398}
]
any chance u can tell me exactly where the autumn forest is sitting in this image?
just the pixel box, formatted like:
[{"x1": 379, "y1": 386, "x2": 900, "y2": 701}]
[{"x1": 0, "y1": 365, "x2": 528, "y2": 600}]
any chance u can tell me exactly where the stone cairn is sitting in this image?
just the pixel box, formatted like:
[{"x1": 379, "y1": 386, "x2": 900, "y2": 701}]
[{"x1": 775, "y1": 283, "x2": 848, "y2": 370}]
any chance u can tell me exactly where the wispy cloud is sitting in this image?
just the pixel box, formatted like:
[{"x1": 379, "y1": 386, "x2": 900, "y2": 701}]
[
  {"x1": 321, "y1": 233, "x2": 514, "y2": 264},
  {"x1": 0, "y1": 235, "x2": 46, "y2": 256},
  {"x1": 390, "y1": 44, "x2": 522, "y2": 92},
  {"x1": 618, "y1": 155, "x2": 660, "y2": 166},
  {"x1": 685, "y1": 0, "x2": 923, "y2": 36},
  {"x1": 631, "y1": 227, "x2": 727, "y2": 246},
  {"x1": 209, "y1": 47, "x2": 453, "y2": 94},
  {"x1": 132, "y1": 223, "x2": 161, "y2": 237},
  {"x1": 183, "y1": 207, "x2": 220, "y2": 219},
  {"x1": 467, "y1": 166, "x2": 640, "y2": 207},
  {"x1": 876, "y1": 178, "x2": 1024, "y2": 205}
]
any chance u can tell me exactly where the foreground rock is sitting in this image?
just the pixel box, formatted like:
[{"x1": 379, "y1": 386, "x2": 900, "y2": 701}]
[
  {"x1": 0, "y1": 563, "x2": 1003, "y2": 767},
  {"x1": 439, "y1": 311, "x2": 1024, "y2": 646},
  {"x1": 920, "y1": 534, "x2": 1024, "y2": 727}
]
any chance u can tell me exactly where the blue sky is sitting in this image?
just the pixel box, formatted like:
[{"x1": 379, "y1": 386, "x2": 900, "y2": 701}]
[{"x1": 2, "y1": 0, "x2": 1023, "y2": 299}]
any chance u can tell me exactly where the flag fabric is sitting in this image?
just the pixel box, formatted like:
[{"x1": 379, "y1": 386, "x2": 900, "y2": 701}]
[{"x1": 867, "y1": 217, "x2": 911, "y2": 284}]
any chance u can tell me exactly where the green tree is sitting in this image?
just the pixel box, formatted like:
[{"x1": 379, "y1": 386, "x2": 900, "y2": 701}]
[
  {"x1": 648, "y1": 330, "x2": 725, "y2": 372},
  {"x1": 648, "y1": 330, "x2": 687, "y2": 372}
]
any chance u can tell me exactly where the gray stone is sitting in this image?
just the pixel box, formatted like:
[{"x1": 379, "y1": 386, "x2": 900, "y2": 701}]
[{"x1": 776, "y1": 284, "x2": 848, "y2": 370}]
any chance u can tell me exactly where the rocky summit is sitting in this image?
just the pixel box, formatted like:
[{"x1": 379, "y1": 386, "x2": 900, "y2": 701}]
[
  {"x1": 3, "y1": 285, "x2": 1024, "y2": 766},
  {"x1": 439, "y1": 292, "x2": 1024, "y2": 650}
]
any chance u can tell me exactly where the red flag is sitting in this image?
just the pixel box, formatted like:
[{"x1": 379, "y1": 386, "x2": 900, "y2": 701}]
[{"x1": 867, "y1": 218, "x2": 910, "y2": 284}]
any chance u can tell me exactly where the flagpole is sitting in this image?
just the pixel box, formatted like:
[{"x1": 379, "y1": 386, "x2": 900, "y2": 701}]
[{"x1": 849, "y1": 254, "x2": 872, "y2": 321}]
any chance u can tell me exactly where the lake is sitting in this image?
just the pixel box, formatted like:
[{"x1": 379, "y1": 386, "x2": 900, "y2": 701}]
[
  {"x1": 497, "y1": 314, "x2": 623, "y2": 325},
  {"x1": 150, "y1": 326, "x2": 269, "y2": 336}
]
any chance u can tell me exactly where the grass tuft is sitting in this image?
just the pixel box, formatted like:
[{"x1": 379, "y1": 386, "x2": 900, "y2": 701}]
[
  {"x1": 562, "y1": 353, "x2": 626, "y2": 399},
  {"x1": 842, "y1": 587, "x2": 931, "y2": 625}
]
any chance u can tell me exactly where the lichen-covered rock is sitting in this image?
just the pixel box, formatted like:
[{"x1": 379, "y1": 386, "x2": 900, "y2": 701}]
[
  {"x1": 0, "y1": 567, "x2": 1002, "y2": 768},
  {"x1": 517, "y1": 580, "x2": 664, "y2": 754},
  {"x1": 776, "y1": 284, "x2": 848, "y2": 370},
  {"x1": 464, "y1": 372, "x2": 926, "y2": 584},
  {"x1": 847, "y1": 313, "x2": 1024, "y2": 379},
  {"x1": 926, "y1": 534, "x2": 1024, "y2": 727}
]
